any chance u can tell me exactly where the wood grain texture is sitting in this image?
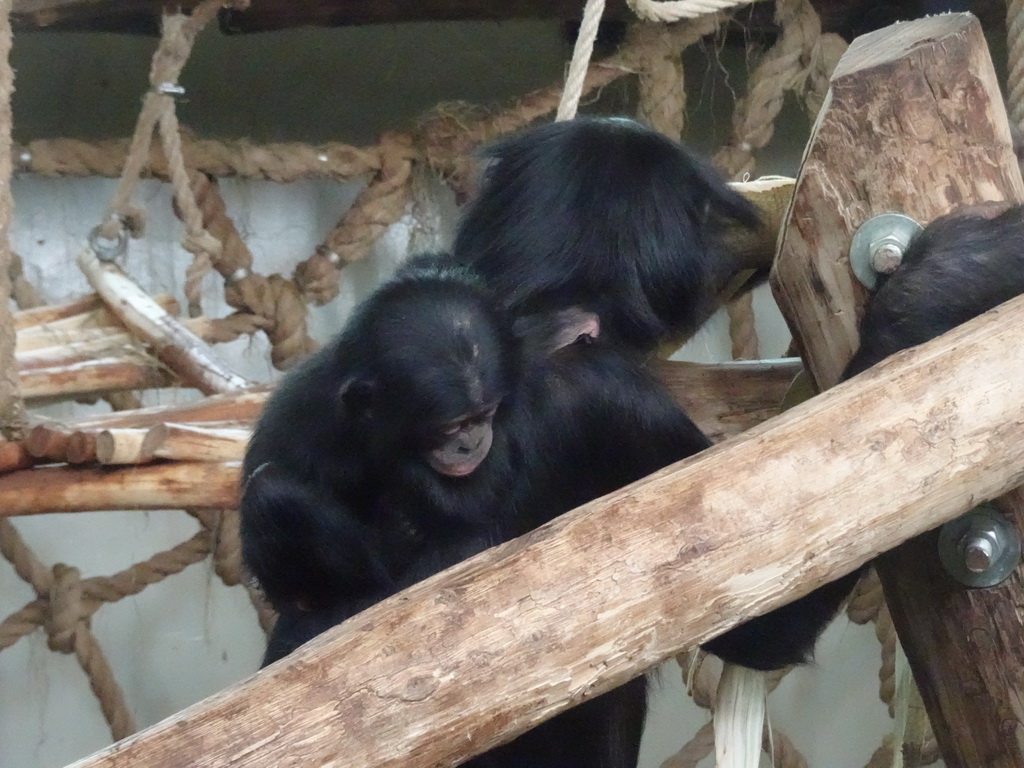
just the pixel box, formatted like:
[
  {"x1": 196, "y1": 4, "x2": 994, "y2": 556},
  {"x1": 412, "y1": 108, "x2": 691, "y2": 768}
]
[
  {"x1": 67, "y1": 292, "x2": 1024, "y2": 767},
  {"x1": 770, "y1": 13, "x2": 1024, "y2": 767},
  {"x1": 770, "y1": 12, "x2": 1024, "y2": 390}
]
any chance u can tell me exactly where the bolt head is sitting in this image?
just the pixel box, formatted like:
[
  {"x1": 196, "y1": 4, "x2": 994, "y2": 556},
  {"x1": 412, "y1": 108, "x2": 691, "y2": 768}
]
[
  {"x1": 963, "y1": 537, "x2": 995, "y2": 573},
  {"x1": 870, "y1": 242, "x2": 904, "y2": 274}
]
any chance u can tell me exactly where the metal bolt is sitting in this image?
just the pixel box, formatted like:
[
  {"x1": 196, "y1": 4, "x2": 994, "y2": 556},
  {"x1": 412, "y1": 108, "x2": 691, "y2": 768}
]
[
  {"x1": 938, "y1": 504, "x2": 1022, "y2": 588},
  {"x1": 961, "y1": 529, "x2": 999, "y2": 573},
  {"x1": 849, "y1": 213, "x2": 923, "y2": 289},
  {"x1": 869, "y1": 239, "x2": 905, "y2": 274}
]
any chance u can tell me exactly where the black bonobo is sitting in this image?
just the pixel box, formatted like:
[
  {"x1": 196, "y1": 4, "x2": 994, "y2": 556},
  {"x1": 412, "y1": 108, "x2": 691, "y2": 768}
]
[
  {"x1": 452, "y1": 116, "x2": 764, "y2": 352},
  {"x1": 708, "y1": 204, "x2": 1024, "y2": 670},
  {"x1": 240, "y1": 253, "x2": 715, "y2": 767}
]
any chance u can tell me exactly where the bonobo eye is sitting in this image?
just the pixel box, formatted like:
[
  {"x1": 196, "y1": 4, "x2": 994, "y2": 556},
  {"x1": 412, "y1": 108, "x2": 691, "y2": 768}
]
[{"x1": 439, "y1": 405, "x2": 498, "y2": 437}]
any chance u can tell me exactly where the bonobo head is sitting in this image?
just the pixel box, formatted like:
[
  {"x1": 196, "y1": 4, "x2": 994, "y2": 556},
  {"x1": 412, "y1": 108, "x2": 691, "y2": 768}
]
[
  {"x1": 452, "y1": 116, "x2": 762, "y2": 350},
  {"x1": 336, "y1": 257, "x2": 518, "y2": 478}
]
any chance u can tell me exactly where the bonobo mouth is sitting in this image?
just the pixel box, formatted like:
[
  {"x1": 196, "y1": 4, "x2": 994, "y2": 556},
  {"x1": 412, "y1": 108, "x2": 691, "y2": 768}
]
[
  {"x1": 429, "y1": 456, "x2": 485, "y2": 477},
  {"x1": 427, "y1": 428, "x2": 493, "y2": 478}
]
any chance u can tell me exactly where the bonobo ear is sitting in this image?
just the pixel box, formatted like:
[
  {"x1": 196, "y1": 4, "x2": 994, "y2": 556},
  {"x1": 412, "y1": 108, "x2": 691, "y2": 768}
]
[
  {"x1": 551, "y1": 307, "x2": 600, "y2": 350},
  {"x1": 339, "y1": 377, "x2": 375, "y2": 417},
  {"x1": 513, "y1": 306, "x2": 601, "y2": 356}
]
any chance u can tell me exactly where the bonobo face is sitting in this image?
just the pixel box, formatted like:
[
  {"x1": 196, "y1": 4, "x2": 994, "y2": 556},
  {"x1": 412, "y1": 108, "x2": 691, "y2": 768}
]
[{"x1": 425, "y1": 404, "x2": 499, "y2": 477}]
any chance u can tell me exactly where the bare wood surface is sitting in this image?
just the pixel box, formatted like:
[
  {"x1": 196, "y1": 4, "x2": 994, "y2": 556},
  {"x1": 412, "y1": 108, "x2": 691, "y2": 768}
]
[
  {"x1": 78, "y1": 247, "x2": 250, "y2": 395},
  {"x1": 770, "y1": 14, "x2": 1024, "y2": 767},
  {"x1": 20, "y1": 356, "x2": 171, "y2": 401},
  {"x1": 94, "y1": 423, "x2": 250, "y2": 465},
  {"x1": 67, "y1": 291, "x2": 1024, "y2": 768},
  {"x1": 651, "y1": 357, "x2": 801, "y2": 442},
  {"x1": 770, "y1": 13, "x2": 1024, "y2": 391},
  {"x1": 141, "y1": 422, "x2": 250, "y2": 463},
  {"x1": 0, "y1": 461, "x2": 240, "y2": 516},
  {"x1": 32, "y1": 385, "x2": 270, "y2": 436},
  {"x1": 12, "y1": 292, "x2": 101, "y2": 329},
  {"x1": 15, "y1": 292, "x2": 178, "y2": 351},
  {"x1": 0, "y1": 440, "x2": 31, "y2": 472}
]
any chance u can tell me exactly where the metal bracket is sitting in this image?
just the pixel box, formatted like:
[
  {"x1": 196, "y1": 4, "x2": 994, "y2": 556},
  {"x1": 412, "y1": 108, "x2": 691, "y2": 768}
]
[
  {"x1": 88, "y1": 226, "x2": 129, "y2": 264},
  {"x1": 849, "y1": 212, "x2": 923, "y2": 290},
  {"x1": 938, "y1": 503, "x2": 1022, "y2": 588}
]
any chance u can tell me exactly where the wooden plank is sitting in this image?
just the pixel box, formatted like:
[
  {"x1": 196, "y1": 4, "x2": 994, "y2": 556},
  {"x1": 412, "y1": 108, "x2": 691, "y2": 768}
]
[
  {"x1": 770, "y1": 13, "x2": 1024, "y2": 766},
  {"x1": 66, "y1": 292, "x2": 1024, "y2": 768}
]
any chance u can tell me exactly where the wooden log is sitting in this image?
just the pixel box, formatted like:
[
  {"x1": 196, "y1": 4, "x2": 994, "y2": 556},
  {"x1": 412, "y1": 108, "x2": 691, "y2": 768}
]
[
  {"x1": 31, "y1": 385, "x2": 270, "y2": 437},
  {"x1": 12, "y1": 292, "x2": 101, "y2": 330},
  {"x1": 771, "y1": 13, "x2": 1024, "y2": 391},
  {"x1": 94, "y1": 423, "x2": 250, "y2": 465},
  {"x1": 16, "y1": 294, "x2": 179, "y2": 353},
  {"x1": 141, "y1": 422, "x2": 250, "y2": 463},
  {"x1": 65, "y1": 292, "x2": 1024, "y2": 768},
  {"x1": 94, "y1": 427, "x2": 151, "y2": 465},
  {"x1": 0, "y1": 440, "x2": 32, "y2": 473},
  {"x1": 65, "y1": 430, "x2": 97, "y2": 464},
  {"x1": 20, "y1": 357, "x2": 172, "y2": 401},
  {"x1": 650, "y1": 357, "x2": 801, "y2": 442},
  {"x1": 78, "y1": 246, "x2": 251, "y2": 395},
  {"x1": 770, "y1": 14, "x2": 1024, "y2": 767},
  {"x1": 0, "y1": 461, "x2": 240, "y2": 516}
]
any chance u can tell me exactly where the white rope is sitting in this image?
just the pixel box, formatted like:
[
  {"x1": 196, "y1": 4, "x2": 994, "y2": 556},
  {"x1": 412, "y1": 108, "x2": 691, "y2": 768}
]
[
  {"x1": 556, "y1": 0, "x2": 608, "y2": 121},
  {"x1": 628, "y1": 0, "x2": 756, "y2": 23}
]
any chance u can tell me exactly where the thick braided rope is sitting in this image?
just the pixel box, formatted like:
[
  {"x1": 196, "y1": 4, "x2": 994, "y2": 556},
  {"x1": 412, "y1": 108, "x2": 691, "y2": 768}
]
[
  {"x1": 190, "y1": 509, "x2": 276, "y2": 634},
  {"x1": 98, "y1": 0, "x2": 234, "y2": 241},
  {"x1": 628, "y1": 0, "x2": 755, "y2": 23},
  {"x1": 1009, "y1": 0, "x2": 1024, "y2": 128},
  {"x1": 0, "y1": 518, "x2": 138, "y2": 738},
  {"x1": 713, "y1": 0, "x2": 822, "y2": 178},
  {"x1": 184, "y1": 170, "x2": 316, "y2": 369},
  {"x1": 716, "y1": 0, "x2": 827, "y2": 360},
  {"x1": 875, "y1": 602, "x2": 897, "y2": 717},
  {"x1": 556, "y1": 0, "x2": 608, "y2": 121},
  {"x1": 0, "y1": 526, "x2": 213, "y2": 651},
  {"x1": 18, "y1": 136, "x2": 382, "y2": 182},
  {"x1": 637, "y1": 23, "x2": 687, "y2": 139}
]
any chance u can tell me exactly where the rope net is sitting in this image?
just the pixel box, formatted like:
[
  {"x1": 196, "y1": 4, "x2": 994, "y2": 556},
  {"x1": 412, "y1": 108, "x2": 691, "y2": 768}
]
[{"x1": 0, "y1": 0, "x2": 958, "y2": 764}]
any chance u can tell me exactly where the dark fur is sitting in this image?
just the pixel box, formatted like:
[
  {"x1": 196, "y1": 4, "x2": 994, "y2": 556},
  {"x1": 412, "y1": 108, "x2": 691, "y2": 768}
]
[
  {"x1": 708, "y1": 205, "x2": 1024, "y2": 671},
  {"x1": 241, "y1": 254, "x2": 715, "y2": 767},
  {"x1": 452, "y1": 117, "x2": 762, "y2": 351}
]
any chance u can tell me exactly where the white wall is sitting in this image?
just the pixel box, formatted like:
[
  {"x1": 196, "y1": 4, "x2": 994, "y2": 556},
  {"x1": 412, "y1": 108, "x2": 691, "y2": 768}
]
[{"x1": 0, "y1": 20, "x2": 912, "y2": 768}]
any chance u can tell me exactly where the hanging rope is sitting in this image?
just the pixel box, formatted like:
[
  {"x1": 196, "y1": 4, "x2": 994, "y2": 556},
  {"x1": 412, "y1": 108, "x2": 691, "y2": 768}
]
[
  {"x1": 628, "y1": 0, "x2": 755, "y2": 23},
  {"x1": 637, "y1": 22, "x2": 688, "y2": 140},
  {"x1": 556, "y1": 0, "x2": 608, "y2": 121}
]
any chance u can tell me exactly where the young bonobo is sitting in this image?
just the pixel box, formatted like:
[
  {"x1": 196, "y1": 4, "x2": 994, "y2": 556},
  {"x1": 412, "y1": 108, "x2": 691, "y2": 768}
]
[
  {"x1": 240, "y1": 253, "x2": 712, "y2": 767},
  {"x1": 452, "y1": 116, "x2": 764, "y2": 352}
]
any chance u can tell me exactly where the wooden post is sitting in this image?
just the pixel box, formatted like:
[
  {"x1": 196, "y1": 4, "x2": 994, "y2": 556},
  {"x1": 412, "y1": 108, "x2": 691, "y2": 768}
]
[
  {"x1": 64, "y1": 294, "x2": 1024, "y2": 768},
  {"x1": 770, "y1": 13, "x2": 1024, "y2": 766}
]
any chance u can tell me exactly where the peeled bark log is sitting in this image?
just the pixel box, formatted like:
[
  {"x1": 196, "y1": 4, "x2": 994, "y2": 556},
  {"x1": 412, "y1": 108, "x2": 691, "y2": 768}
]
[
  {"x1": 78, "y1": 247, "x2": 250, "y2": 395},
  {"x1": 0, "y1": 461, "x2": 240, "y2": 515},
  {"x1": 65, "y1": 292, "x2": 1024, "y2": 768}
]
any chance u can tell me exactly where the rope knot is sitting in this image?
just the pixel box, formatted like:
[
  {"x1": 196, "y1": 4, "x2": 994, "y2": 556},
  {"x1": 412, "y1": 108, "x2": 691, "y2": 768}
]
[{"x1": 45, "y1": 563, "x2": 84, "y2": 653}]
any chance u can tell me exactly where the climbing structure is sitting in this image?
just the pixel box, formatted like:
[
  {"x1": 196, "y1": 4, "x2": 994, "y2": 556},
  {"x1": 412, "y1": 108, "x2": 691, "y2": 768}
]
[{"x1": 2, "y1": 1, "x2": 1021, "y2": 766}]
